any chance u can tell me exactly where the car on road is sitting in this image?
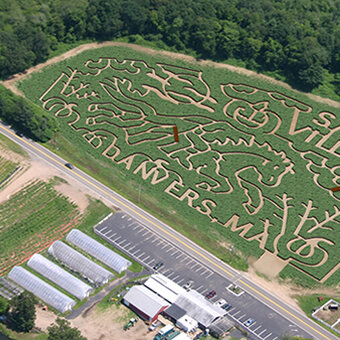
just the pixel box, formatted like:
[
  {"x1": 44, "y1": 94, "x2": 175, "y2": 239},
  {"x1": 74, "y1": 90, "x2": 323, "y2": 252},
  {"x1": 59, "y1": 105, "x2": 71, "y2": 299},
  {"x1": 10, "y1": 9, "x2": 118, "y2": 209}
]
[
  {"x1": 153, "y1": 261, "x2": 163, "y2": 271},
  {"x1": 215, "y1": 298, "x2": 227, "y2": 307},
  {"x1": 221, "y1": 303, "x2": 232, "y2": 311},
  {"x1": 205, "y1": 290, "x2": 216, "y2": 299},
  {"x1": 244, "y1": 318, "x2": 255, "y2": 327},
  {"x1": 65, "y1": 163, "x2": 74, "y2": 169},
  {"x1": 16, "y1": 131, "x2": 24, "y2": 137},
  {"x1": 183, "y1": 280, "x2": 194, "y2": 290}
]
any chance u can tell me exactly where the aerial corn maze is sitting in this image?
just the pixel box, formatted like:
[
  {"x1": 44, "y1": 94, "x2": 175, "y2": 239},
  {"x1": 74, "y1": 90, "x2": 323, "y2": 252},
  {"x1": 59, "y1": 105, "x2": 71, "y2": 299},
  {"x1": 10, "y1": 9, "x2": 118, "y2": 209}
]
[{"x1": 19, "y1": 45, "x2": 340, "y2": 286}]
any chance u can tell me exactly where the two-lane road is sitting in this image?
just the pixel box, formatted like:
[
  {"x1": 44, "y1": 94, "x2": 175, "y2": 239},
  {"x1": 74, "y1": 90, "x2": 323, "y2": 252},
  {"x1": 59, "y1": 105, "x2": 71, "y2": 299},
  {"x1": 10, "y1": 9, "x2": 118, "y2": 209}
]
[{"x1": 0, "y1": 123, "x2": 337, "y2": 340}]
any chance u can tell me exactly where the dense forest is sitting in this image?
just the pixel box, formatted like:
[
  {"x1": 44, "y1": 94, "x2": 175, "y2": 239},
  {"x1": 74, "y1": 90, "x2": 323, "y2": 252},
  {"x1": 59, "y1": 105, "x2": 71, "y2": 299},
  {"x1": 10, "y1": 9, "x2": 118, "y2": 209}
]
[{"x1": 0, "y1": 0, "x2": 339, "y2": 99}]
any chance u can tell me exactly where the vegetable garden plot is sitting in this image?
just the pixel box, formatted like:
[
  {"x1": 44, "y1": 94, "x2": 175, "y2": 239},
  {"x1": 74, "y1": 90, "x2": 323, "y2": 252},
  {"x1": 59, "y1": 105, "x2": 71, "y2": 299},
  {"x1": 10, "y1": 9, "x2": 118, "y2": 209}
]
[
  {"x1": 0, "y1": 179, "x2": 81, "y2": 275},
  {"x1": 19, "y1": 45, "x2": 340, "y2": 285},
  {"x1": 0, "y1": 155, "x2": 18, "y2": 189}
]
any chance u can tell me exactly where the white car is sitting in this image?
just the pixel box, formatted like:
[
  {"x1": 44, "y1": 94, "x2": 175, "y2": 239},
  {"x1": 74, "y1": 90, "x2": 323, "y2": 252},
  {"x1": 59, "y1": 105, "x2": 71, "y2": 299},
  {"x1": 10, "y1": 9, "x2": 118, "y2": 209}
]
[{"x1": 215, "y1": 298, "x2": 227, "y2": 307}]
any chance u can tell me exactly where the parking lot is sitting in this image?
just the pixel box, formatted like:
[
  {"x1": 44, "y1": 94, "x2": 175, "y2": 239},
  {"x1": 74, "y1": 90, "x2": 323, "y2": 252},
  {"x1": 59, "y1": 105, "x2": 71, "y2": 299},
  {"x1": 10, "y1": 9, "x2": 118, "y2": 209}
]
[{"x1": 95, "y1": 212, "x2": 310, "y2": 340}]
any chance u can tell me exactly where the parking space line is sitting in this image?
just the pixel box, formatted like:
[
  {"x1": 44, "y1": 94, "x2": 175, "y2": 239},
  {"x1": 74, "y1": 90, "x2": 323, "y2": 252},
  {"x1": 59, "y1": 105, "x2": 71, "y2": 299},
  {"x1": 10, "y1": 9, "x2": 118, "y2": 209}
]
[
  {"x1": 128, "y1": 245, "x2": 136, "y2": 252},
  {"x1": 201, "y1": 289, "x2": 208, "y2": 295},
  {"x1": 132, "y1": 249, "x2": 141, "y2": 256},
  {"x1": 142, "y1": 255, "x2": 150, "y2": 262},
  {"x1": 150, "y1": 238, "x2": 158, "y2": 244},
  {"x1": 113, "y1": 236, "x2": 121, "y2": 242},
  {"x1": 122, "y1": 242, "x2": 131, "y2": 248},
  {"x1": 263, "y1": 332, "x2": 272, "y2": 339},
  {"x1": 253, "y1": 326, "x2": 261, "y2": 332},
  {"x1": 121, "y1": 215, "x2": 126, "y2": 219},
  {"x1": 147, "y1": 259, "x2": 155, "y2": 266},
  {"x1": 249, "y1": 321, "x2": 257, "y2": 328},
  {"x1": 141, "y1": 231, "x2": 150, "y2": 236},
  {"x1": 136, "y1": 228, "x2": 144, "y2": 233},
  {"x1": 104, "y1": 230, "x2": 115, "y2": 237},
  {"x1": 259, "y1": 329, "x2": 267, "y2": 335},
  {"x1": 238, "y1": 314, "x2": 246, "y2": 321},
  {"x1": 100, "y1": 226, "x2": 107, "y2": 232},
  {"x1": 171, "y1": 250, "x2": 179, "y2": 257},
  {"x1": 180, "y1": 257, "x2": 187, "y2": 263},
  {"x1": 176, "y1": 278, "x2": 184, "y2": 285},
  {"x1": 165, "y1": 247, "x2": 173, "y2": 253},
  {"x1": 175, "y1": 254, "x2": 182, "y2": 259},
  {"x1": 205, "y1": 272, "x2": 213, "y2": 279},
  {"x1": 137, "y1": 252, "x2": 145, "y2": 259},
  {"x1": 272, "y1": 337, "x2": 278, "y2": 340},
  {"x1": 132, "y1": 225, "x2": 139, "y2": 230},
  {"x1": 172, "y1": 275, "x2": 179, "y2": 281},
  {"x1": 161, "y1": 244, "x2": 169, "y2": 249},
  {"x1": 196, "y1": 285, "x2": 203, "y2": 292},
  {"x1": 128, "y1": 217, "x2": 131, "y2": 221},
  {"x1": 195, "y1": 266, "x2": 203, "y2": 272},
  {"x1": 232, "y1": 310, "x2": 240, "y2": 317}
]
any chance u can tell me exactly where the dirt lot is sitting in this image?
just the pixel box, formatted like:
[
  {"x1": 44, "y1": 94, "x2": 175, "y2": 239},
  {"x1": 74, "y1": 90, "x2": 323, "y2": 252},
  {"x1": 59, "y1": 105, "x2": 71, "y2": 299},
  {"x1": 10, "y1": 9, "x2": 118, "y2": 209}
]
[{"x1": 35, "y1": 303, "x2": 156, "y2": 340}]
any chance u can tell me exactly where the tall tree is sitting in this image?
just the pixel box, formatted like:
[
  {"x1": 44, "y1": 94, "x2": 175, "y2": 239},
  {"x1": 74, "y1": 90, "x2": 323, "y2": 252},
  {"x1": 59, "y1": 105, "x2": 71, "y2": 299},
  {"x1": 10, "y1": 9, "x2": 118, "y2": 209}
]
[
  {"x1": 47, "y1": 318, "x2": 87, "y2": 340},
  {"x1": 9, "y1": 293, "x2": 36, "y2": 332}
]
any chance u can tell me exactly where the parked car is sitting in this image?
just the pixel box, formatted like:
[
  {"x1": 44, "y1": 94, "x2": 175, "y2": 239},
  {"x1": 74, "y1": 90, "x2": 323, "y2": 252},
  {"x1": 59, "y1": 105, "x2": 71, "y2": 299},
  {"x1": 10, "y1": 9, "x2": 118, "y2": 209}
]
[
  {"x1": 64, "y1": 163, "x2": 74, "y2": 169},
  {"x1": 205, "y1": 290, "x2": 216, "y2": 299},
  {"x1": 215, "y1": 298, "x2": 227, "y2": 307},
  {"x1": 153, "y1": 261, "x2": 163, "y2": 270},
  {"x1": 183, "y1": 280, "x2": 194, "y2": 290},
  {"x1": 244, "y1": 318, "x2": 255, "y2": 327},
  {"x1": 221, "y1": 303, "x2": 232, "y2": 311}
]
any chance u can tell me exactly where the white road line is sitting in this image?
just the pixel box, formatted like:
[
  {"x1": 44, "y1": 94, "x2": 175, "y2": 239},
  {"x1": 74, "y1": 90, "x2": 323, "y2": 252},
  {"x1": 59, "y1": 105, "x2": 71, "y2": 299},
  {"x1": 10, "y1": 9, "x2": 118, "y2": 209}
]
[
  {"x1": 162, "y1": 269, "x2": 172, "y2": 276},
  {"x1": 121, "y1": 215, "x2": 126, "y2": 219},
  {"x1": 196, "y1": 285, "x2": 203, "y2": 291},
  {"x1": 259, "y1": 329, "x2": 267, "y2": 335},
  {"x1": 104, "y1": 230, "x2": 115, "y2": 237},
  {"x1": 142, "y1": 231, "x2": 150, "y2": 236},
  {"x1": 132, "y1": 225, "x2": 139, "y2": 230},
  {"x1": 172, "y1": 275, "x2": 179, "y2": 281},
  {"x1": 238, "y1": 314, "x2": 246, "y2": 321},
  {"x1": 232, "y1": 310, "x2": 240, "y2": 317},
  {"x1": 122, "y1": 242, "x2": 131, "y2": 248},
  {"x1": 128, "y1": 245, "x2": 136, "y2": 252},
  {"x1": 186, "y1": 259, "x2": 193, "y2": 266},
  {"x1": 133, "y1": 249, "x2": 141, "y2": 256},
  {"x1": 176, "y1": 278, "x2": 184, "y2": 285},
  {"x1": 142, "y1": 255, "x2": 150, "y2": 262},
  {"x1": 271, "y1": 337, "x2": 278, "y2": 340},
  {"x1": 205, "y1": 272, "x2": 214, "y2": 279},
  {"x1": 228, "y1": 307, "x2": 236, "y2": 313},
  {"x1": 100, "y1": 226, "x2": 108, "y2": 232},
  {"x1": 195, "y1": 266, "x2": 203, "y2": 272},
  {"x1": 136, "y1": 228, "x2": 144, "y2": 233},
  {"x1": 161, "y1": 244, "x2": 169, "y2": 249},
  {"x1": 175, "y1": 254, "x2": 182, "y2": 259},
  {"x1": 165, "y1": 247, "x2": 173, "y2": 253},
  {"x1": 113, "y1": 236, "x2": 121, "y2": 242},
  {"x1": 180, "y1": 257, "x2": 187, "y2": 263},
  {"x1": 150, "y1": 238, "x2": 157, "y2": 244},
  {"x1": 253, "y1": 326, "x2": 261, "y2": 332},
  {"x1": 137, "y1": 252, "x2": 145, "y2": 259},
  {"x1": 147, "y1": 259, "x2": 155, "y2": 266},
  {"x1": 263, "y1": 332, "x2": 272, "y2": 339},
  {"x1": 171, "y1": 250, "x2": 179, "y2": 257}
]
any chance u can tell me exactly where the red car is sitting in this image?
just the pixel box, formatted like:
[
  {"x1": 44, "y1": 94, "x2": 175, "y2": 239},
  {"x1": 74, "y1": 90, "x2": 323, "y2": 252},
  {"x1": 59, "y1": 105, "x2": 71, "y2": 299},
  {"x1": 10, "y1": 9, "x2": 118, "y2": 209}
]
[{"x1": 206, "y1": 290, "x2": 216, "y2": 299}]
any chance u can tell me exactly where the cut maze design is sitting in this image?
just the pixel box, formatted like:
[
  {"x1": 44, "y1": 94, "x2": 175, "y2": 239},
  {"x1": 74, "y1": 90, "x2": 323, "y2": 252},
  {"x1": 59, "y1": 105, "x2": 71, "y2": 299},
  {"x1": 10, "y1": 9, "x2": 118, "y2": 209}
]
[{"x1": 38, "y1": 54, "x2": 339, "y2": 283}]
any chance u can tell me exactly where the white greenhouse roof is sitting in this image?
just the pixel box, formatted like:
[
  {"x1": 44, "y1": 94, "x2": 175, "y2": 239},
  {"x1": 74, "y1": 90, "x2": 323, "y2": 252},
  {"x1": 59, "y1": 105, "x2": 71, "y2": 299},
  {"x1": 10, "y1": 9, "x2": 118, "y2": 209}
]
[
  {"x1": 28, "y1": 254, "x2": 93, "y2": 300},
  {"x1": 8, "y1": 266, "x2": 76, "y2": 313},
  {"x1": 124, "y1": 285, "x2": 169, "y2": 317},
  {"x1": 144, "y1": 277, "x2": 178, "y2": 303},
  {"x1": 48, "y1": 241, "x2": 113, "y2": 287},
  {"x1": 150, "y1": 274, "x2": 186, "y2": 296},
  {"x1": 67, "y1": 229, "x2": 131, "y2": 274},
  {"x1": 177, "y1": 314, "x2": 198, "y2": 332},
  {"x1": 174, "y1": 290, "x2": 224, "y2": 328}
]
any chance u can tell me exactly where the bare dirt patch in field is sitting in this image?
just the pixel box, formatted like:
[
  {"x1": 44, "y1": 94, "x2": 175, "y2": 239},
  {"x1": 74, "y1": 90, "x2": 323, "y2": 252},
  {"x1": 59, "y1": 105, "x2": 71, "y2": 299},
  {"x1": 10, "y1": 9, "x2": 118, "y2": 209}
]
[{"x1": 253, "y1": 252, "x2": 288, "y2": 279}]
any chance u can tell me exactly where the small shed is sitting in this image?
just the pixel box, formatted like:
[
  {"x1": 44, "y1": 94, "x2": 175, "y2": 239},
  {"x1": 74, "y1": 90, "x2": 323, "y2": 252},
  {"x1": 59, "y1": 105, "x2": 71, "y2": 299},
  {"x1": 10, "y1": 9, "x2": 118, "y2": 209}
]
[{"x1": 123, "y1": 285, "x2": 169, "y2": 323}]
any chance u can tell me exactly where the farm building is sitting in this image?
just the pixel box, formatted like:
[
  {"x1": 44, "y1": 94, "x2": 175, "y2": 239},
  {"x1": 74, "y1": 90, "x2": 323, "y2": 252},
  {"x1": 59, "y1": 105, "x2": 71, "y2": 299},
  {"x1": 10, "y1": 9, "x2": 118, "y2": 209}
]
[
  {"x1": 173, "y1": 290, "x2": 225, "y2": 329},
  {"x1": 176, "y1": 314, "x2": 198, "y2": 332},
  {"x1": 27, "y1": 254, "x2": 93, "y2": 300},
  {"x1": 66, "y1": 229, "x2": 131, "y2": 273},
  {"x1": 163, "y1": 304, "x2": 186, "y2": 323},
  {"x1": 208, "y1": 317, "x2": 234, "y2": 338},
  {"x1": 8, "y1": 266, "x2": 76, "y2": 313},
  {"x1": 144, "y1": 274, "x2": 186, "y2": 303},
  {"x1": 48, "y1": 241, "x2": 113, "y2": 287},
  {"x1": 123, "y1": 285, "x2": 169, "y2": 322}
]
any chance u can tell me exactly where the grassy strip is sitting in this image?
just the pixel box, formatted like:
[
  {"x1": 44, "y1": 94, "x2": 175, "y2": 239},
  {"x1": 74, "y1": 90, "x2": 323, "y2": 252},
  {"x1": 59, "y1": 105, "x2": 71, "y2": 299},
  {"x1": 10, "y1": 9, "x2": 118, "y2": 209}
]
[{"x1": 0, "y1": 131, "x2": 27, "y2": 157}]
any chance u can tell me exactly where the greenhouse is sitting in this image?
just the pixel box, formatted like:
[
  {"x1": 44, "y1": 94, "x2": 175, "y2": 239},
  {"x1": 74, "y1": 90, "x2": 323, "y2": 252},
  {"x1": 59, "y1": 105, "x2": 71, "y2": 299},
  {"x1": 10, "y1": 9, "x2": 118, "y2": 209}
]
[
  {"x1": 48, "y1": 241, "x2": 113, "y2": 287},
  {"x1": 8, "y1": 266, "x2": 76, "y2": 313},
  {"x1": 66, "y1": 229, "x2": 131, "y2": 274},
  {"x1": 27, "y1": 254, "x2": 93, "y2": 300}
]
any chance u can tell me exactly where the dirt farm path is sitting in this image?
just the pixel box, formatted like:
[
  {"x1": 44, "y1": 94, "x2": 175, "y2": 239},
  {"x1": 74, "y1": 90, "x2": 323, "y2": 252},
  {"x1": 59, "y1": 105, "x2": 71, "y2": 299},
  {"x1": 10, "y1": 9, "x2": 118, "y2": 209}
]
[{"x1": 2, "y1": 41, "x2": 339, "y2": 108}]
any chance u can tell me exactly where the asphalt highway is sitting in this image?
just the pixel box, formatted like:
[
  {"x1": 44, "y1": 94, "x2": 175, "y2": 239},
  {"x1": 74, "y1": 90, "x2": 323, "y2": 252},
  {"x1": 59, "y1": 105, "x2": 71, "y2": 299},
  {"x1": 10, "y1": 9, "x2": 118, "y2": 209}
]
[{"x1": 0, "y1": 123, "x2": 338, "y2": 340}]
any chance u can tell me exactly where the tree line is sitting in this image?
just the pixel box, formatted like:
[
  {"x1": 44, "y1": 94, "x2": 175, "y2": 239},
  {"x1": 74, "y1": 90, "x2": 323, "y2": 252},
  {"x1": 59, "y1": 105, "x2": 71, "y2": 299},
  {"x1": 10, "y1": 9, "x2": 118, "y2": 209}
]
[
  {"x1": 0, "y1": 86, "x2": 58, "y2": 142},
  {"x1": 1, "y1": 0, "x2": 339, "y2": 95}
]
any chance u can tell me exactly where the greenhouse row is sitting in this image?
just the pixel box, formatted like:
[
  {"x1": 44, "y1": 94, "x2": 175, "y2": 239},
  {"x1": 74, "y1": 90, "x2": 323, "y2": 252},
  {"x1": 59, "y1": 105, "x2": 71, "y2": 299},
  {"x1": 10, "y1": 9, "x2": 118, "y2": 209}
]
[
  {"x1": 28, "y1": 254, "x2": 93, "y2": 300},
  {"x1": 48, "y1": 241, "x2": 114, "y2": 287},
  {"x1": 8, "y1": 266, "x2": 76, "y2": 313},
  {"x1": 66, "y1": 229, "x2": 131, "y2": 274}
]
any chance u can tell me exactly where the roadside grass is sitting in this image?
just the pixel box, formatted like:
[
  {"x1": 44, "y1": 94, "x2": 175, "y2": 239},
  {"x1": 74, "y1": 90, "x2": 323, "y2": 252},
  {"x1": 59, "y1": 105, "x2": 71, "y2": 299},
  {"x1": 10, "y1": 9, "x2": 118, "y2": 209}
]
[{"x1": 0, "y1": 132, "x2": 27, "y2": 157}]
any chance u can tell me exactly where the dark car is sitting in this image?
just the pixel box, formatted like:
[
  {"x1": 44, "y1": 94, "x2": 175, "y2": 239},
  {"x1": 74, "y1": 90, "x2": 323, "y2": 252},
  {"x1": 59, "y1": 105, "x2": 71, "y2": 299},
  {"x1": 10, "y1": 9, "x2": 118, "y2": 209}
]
[
  {"x1": 16, "y1": 131, "x2": 24, "y2": 137},
  {"x1": 221, "y1": 303, "x2": 232, "y2": 311},
  {"x1": 205, "y1": 290, "x2": 216, "y2": 299},
  {"x1": 65, "y1": 163, "x2": 74, "y2": 169},
  {"x1": 153, "y1": 261, "x2": 163, "y2": 271}
]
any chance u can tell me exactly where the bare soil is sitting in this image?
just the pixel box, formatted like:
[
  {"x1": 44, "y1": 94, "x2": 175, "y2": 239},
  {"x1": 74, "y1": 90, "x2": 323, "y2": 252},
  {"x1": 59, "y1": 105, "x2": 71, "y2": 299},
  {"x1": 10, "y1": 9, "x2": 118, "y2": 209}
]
[{"x1": 2, "y1": 41, "x2": 339, "y2": 108}]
